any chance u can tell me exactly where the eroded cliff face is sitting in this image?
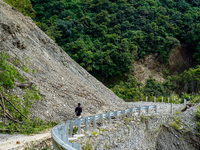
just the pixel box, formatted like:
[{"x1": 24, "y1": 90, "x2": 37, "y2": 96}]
[
  {"x1": 133, "y1": 54, "x2": 165, "y2": 85},
  {"x1": 169, "y1": 44, "x2": 192, "y2": 74},
  {"x1": 0, "y1": 1, "x2": 128, "y2": 122},
  {"x1": 133, "y1": 44, "x2": 192, "y2": 85},
  {"x1": 156, "y1": 125, "x2": 200, "y2": 150}
]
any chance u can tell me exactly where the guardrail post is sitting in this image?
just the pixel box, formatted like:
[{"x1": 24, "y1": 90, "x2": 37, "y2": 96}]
[
  {"x1": 138, "y1": 107, "x2": 141, "y2": 116},
  {"x1": 59, "y1": 125, "x2": 64, "y2": 141},
  {"x1": 77, "y1": 119, "x2": 81, "y2": 134},
  {"x1": 69, "y1": 120, "x2": 73, "y2": 138},
  {"x1": 108, "y1": 112, "x2": 111, "y2": 124},
  {"x1": 85, "y1": 117, "x2": 88, "y2": 132},
  {"x1": 154, "y1": 97, "x2": 156, "y2": 102},
  {"x1": 100, "y1": 114, "x2": 104, "y2": 126},
  {"x1": 171, "y1": 103, "x2": 173, "y2": 114},
  {"x1": 147, "y1": 106, "x2": 149, "y2": 114},
  {"x1": 63, "y1": 122, "x2": 68, "y2": 143},
  {"x1": 65, "y1": 121, "x2": 69, "y2": 138},
  {"x1": 179, "y1": 98, "x2": 181, "y2": 104},
  {"x1": 168, "y1": 98, "x2": 169, "y2": 103},
  {"x1": 174, "y1": 98, "x2": 175, "y2": 104},
  {"x1": 155, "y1": 105, "x2": 157, "y2": 113},
  {"x1": 122, "y1": 110, "x2": 125, "y2": 118},
  {"x1": 130, "y1": 108, "x2": 133, "y2": 117},
  {"x1": 115, "y1": 111, "x2": 118, "y2": 121},
  {"x1": 146, "y1": 96, "x2": 148, "y2": 102},
  {"x1": 162, "y1": 97, "x2": 163, "y2": 103},
  {"x1": 93, "y1": 116, "x2": 96, "y2": 130},
  {"x1": 184, "y1": 99, "x2": 186, "y2": 105}
]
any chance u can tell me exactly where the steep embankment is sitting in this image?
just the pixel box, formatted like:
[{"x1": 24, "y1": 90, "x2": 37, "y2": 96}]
[{"x1": 0, "y1": 0, "x2": 128, "y2": 122}]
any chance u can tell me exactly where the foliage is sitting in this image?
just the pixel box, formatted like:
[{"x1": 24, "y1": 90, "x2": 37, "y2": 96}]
[
  {"x1": 0, "y1": 52, "x2": 56, "y2": 134},
  {"x1": 73, "y1": 126, "x2": 78, "y2": 135},
  {"x1": 176, "y1": 66, "x2": 200, "y2": 94},
  {"x1": 3, "y1": 0, "x2": 35, "y2": 17},
  {"x1": 143, "y1": 77, "x2": 174, "y2": 97},
  {"x1": 0, "y1": 118, "x2": 57, "y2": 134},
  {"x1": 24, "y1": 141, "x2": 51, "y2": 150},
  {"x1": 85, "y1": 139, "x2": 93, "y2": 150},
  {"x1": 170, "y1": 116, "x2": 181, "y2": 130},
  {"x1": 91, "y1": 131, "x2": 97, "y2": 136},
  {"x1": 111, "y1": 75, "x2": 144, "y2": 100},
  {"x1": 195, "y1": 106, "x2": 200, "y2": 135},
  {"x1": 190, "y1": 94, "x2": 200, "y2": 103},
  {"x1": 29, "y1": 0, "x2": 200, "y2": 78}
]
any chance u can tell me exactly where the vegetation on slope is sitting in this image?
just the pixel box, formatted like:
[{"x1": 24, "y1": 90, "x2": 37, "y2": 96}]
[
  {"x1": 195, "y1": 106, "x2": 200, "y2": 135},
  {"x1": 0, "y1": 52, "x2": 56, "y2": 134}
]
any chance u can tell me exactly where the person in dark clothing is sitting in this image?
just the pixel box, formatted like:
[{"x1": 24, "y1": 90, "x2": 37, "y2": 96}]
[{"x1": 75, "y1": 103, "x2": 82, "y2": 118}]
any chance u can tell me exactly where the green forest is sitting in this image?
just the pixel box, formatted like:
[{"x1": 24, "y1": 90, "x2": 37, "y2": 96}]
[{"x1": 3, "y1": 0, "x2": 200, "y2": 101}]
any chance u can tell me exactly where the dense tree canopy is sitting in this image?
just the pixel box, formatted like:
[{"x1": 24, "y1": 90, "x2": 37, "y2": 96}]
[{"x1": 28, "y1": 0, "x2": 199, "y2": 77}]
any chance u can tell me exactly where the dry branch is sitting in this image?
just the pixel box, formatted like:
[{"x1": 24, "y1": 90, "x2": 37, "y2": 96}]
[
  {"x1": 0, "y1": 128, "x2": 19, "y2": 132},
  {"x1": 3, "y1": 96, "x2": 28, "y2": 119},
  {"x1": 0, "y1": 92, "x2": 6, "y2": 125},
  {"x1": 15, "y1": 82, "x2": 33, "y2": 89},
  {"x1": 0, "y1": 102, "x2": 13, "y2": 119}
]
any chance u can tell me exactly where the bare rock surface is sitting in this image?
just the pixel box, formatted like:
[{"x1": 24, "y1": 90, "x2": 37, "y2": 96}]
[
  {"x1": 133, "y1": 54, "x2": 165, "y2": 85},
  {"x1": 0, "y1": 0, "x2": 129, "y2": 123}
]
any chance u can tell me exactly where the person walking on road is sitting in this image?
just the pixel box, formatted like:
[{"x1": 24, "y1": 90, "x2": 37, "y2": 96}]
[{"x1": 75, "y1": 103, "x2": 82, "y2": 119}]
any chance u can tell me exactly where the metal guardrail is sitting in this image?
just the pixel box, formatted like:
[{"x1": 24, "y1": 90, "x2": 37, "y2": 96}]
[
  {"x1": 145, "y1": 97, "x2": 189, "y2": 104},
  {"x1": 51, "y1": 105, "x2": 157, "y2": 150}
]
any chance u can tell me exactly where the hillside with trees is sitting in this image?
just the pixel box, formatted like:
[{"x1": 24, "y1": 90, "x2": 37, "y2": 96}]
[{"x1": 3, "y1": 0, "x2": 200, "y2": 100}]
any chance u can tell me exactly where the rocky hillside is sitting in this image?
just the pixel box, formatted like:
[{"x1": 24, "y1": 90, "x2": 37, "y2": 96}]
[
  {"x1": 132, "y1": 54, "x2": 165, "y2": 85},
  {"x1": 132, "y1": 44, "x2": 193, "y2": 85},
  {"x1": 0, "y1": 0, "x2": 128, "y2": 122}
]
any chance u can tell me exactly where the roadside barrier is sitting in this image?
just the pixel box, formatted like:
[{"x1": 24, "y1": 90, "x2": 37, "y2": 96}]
[{"x1": 51, "y1": 105, "x2": 157, "y2": 150}]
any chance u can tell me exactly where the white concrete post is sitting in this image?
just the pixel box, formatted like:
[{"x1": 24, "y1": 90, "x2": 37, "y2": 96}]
[
  {"x1": 162, "y1": 97, "x2": 163, "y2": 103},
  {"x1": 168, "y1": 97, "x2": 169, "y2": 103},
  {"x1": 138, "y1": 107, "x2": 141, "y2": 116},
  {"x1": 77, "y1": 119, "x2": 81, "y2": 134},
  {"x1": 116, "y1": 111, "x2": 118, "y2": 121},
  {"x1": 146, "y1": 96, "x2": 148, "y2": 102},
  {"x1": 93, "y1": 116, "x2": 96, "y2": 130},
  {"x1": 69, "y1": 120, "x2": 73, "y2": 138},
  {"x1": 64, "y1": 121, "x2": 69, "y2": 142},
  {"x1": 184, "y1": 99, "x2": 186, "y2": 105},
  {"x1": 147, "y1": 106, "x2": 149, "y2": 114},
  {"x1": 155, "y1": 105, "x2": 158, "y2": 113},
  {"x1": 85, "y1": 117, "x2": 88, "y2": 132},
  {"x1": 100, "y1": 114, "x2": 104, "y2": 126},
  {"x1": 122, "y1": 110, "x2": 125, "y2": 118},
  {"x1": 108, "y1": 112, "x2": 111, "y2": 124},
  {"x1": 171, "y1": 103, "x2": 173, "y2": 114},
  {"x1": 174, "y1": 98, "x2": 175, "y2": 104},
  {"x1": 154, "y1": 97, "x2": 156, "y2": 103},
  {"x1": 130, "y1": 108, "x2": 133, "y2": 117}
]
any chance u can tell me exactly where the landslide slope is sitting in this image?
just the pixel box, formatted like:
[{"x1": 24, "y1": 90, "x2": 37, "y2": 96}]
[{"x1": 0, "y1": 0, "x2": 127, "y2": 122}]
